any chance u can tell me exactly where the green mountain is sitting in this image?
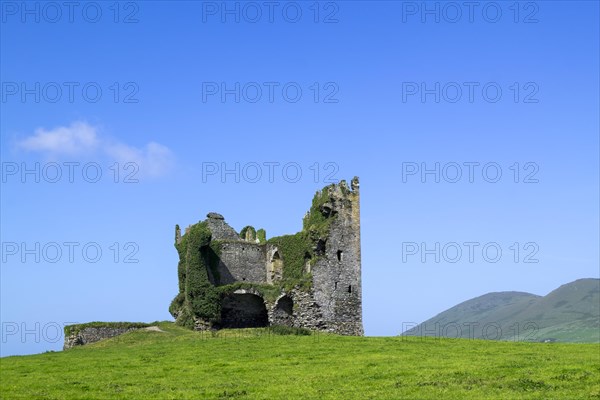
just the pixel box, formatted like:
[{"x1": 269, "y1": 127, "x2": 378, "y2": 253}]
[{"x1": 403, "y1": 278, "x2": 600, "y2": 343}]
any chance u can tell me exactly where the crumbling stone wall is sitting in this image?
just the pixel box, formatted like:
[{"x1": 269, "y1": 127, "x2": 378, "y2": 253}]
[
  {"x1": 64, "y1": 326, "x2": 141, "y2": 349},
  {"x1": 268, "y1": 289, "x2": 327, "y2": 331},
  {"x1": 204, "y1": 213, "x2": 240, "y2": 240},
  {"x1": 312, "y1": 177, "x2": 363, "y2": 335},
  {"x1": 216, "y1": 242, "x2": 267, "y2": 285},
  {"x1": 170, "y1": 177, "x2": 363, "y2": 335}
]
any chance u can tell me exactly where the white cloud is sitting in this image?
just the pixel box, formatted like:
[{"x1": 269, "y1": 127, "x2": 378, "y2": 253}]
[
  {"x1": 17, "y1": 121, "x2": 99, "y2": 155},
  {"x1": 17, "y1": 121, "x2": 174, "y2": 178},
  {"x1": 104, "y1": 141, "x2": 174, "y2": 178}
]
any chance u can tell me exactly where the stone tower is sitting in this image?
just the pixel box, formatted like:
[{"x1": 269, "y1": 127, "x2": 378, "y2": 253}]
[
  {"x1": 311, "y1": 177, "x2": 362, "y2": 335},
  {"x1": 169, "y1": 177, "x2": 363, "y2": 335}
]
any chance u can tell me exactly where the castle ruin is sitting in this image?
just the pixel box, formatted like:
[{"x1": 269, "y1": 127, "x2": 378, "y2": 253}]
[{"x1": 169, "y1": 177, "x2": 362, "y2": 335}]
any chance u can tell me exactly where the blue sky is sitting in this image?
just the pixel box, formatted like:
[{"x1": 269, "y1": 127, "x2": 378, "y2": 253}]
[{"x1": 1, "y1": 1, "x2": 598, "y2": 356}]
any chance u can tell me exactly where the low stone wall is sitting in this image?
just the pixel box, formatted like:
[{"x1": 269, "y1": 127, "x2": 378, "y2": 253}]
[{"x1": 64, "y1": 326, "x2": 143, "y2": 350}]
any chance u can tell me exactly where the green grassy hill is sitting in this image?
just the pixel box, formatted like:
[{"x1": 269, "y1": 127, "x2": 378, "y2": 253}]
[
  {"x1": 404, "y1": 279, "x2": 600, "y2": 342},
  {"x1": 1, "y1": 322, "x2": 599, "y2": 399}
]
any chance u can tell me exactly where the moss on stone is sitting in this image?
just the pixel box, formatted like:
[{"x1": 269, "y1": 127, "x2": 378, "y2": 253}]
[
  {"x1": 171, "y1": 221, "x2": 222, "y2": 325},
  {"x1": 176, "y1": 307, "x2": 196, "y2": 330},
  {"x1": 207, "y1": 240, "x2": 222, "y2": 285},
  {"x1": 257, "y1": 229, "x2": 266, "y2": 243},
  {"x1": 169, "y1": 292, "x2": 185, "y2": 316},
  {"x1": 266, "y1": 186, "x2": 336, "y2": 289},
  {"x1": 217, "y1": 282, "x2": 282, "y2": 303},
  {"x1": 172, "y1": 184, "x2": 339, "y2": 330},
  {"x1": 240, "y1": 226, "x2": 257, "y2": 241},
  {"x1": 302, "y1": 186, "x2": 336, "y2": 241},
  {"x1": 267, "y1": 232, "x2": 311, "y2": 281},
  {"x1": 64, "y1": 322, "x2": 150, "y2": 337}
]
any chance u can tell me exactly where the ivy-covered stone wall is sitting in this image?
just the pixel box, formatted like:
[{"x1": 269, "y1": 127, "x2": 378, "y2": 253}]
[{"x1": 169, "y1": 177, "x2": 363, "y2": 335}]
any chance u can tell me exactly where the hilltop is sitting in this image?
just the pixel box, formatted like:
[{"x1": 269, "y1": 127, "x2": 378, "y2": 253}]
[{"x1": 404, "y1": 278, "x2": 600, "y2": 342}]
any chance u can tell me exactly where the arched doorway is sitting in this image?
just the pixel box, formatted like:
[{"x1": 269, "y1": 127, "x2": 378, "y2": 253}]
[
  {"x1": 273, "y1": 295, "x2": 294, "y2": 326},
  {"x1": 267, "y1": 249, "x2": 283, "y2": 283},
  {"x1": 220, "y1": 293, "x2": 268, "y2": 328}
]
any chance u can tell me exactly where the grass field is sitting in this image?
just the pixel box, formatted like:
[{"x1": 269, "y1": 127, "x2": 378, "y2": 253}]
[{"x1": 1, "y1": 322, "x2": 599, "y2": 399}]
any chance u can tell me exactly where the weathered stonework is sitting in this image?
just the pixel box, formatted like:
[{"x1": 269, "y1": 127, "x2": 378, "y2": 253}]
[
  {"x1": 215, "y1": 242, "x2": 267, "y2": 284},
  {"x1": 269, "y1": 289, "x2": 327, "y2": 331},
  {"x1": 170, "y1": 177, "x2": 363, "y2": 335},
  {"x1": 63, "y1": 327, "x2": 141, "y2": 349}
]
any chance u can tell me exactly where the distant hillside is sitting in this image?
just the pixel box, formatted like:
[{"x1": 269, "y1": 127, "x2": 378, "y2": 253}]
[{"x1": 403, "y1": 278, "x2": 600, "y2": 343}]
